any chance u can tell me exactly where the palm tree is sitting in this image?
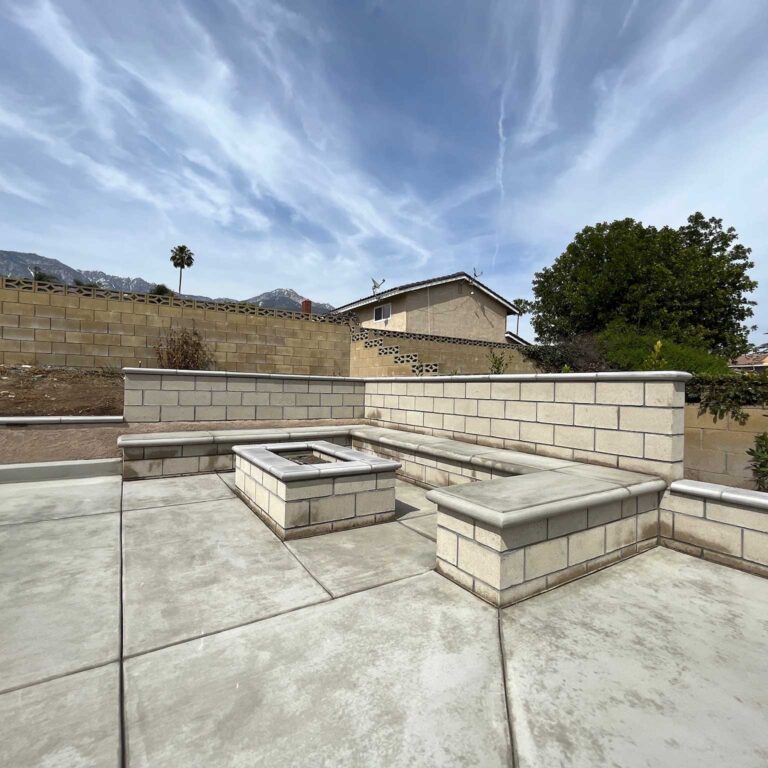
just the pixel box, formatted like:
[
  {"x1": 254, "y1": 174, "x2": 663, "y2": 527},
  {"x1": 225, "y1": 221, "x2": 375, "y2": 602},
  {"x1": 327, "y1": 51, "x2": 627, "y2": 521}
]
[{"x1": 170, "y1": 245, "x2": 194, "y2": 294}]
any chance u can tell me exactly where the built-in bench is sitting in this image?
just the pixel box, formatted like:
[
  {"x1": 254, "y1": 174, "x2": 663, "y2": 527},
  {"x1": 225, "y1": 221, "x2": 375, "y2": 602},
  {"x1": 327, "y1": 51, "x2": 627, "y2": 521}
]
[{"x1": 119, "y1": 423, "x2": 666, "y2": 606}]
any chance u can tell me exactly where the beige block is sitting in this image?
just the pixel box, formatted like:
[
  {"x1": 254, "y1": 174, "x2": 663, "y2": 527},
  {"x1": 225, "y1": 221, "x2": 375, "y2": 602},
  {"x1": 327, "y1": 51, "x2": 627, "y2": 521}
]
[
  {"x1": 547, "y1": 509, "x2": 588, "y2": 538},
  {"x1": 524, "y1": 538, "x2": 567, "y2": 580},
  {"x1": 743, "y1": 529, "x2": 768, "y2": 565},
  {"x1": 436, "y1": 527, "x2": 459, "y2": 565},
  {"x1": 605, "y1": 517, "x2": 636, "y2": 551},
  {"x1": 660, "y1": 491, "x2": 704, "y2": 517},
  {"x1": 443, "y1": 414, "x2": 466, "y2": 432},
  {"x1": 645, "y1": 382, "x2": 685, "y2": 408},
  {"x1": 490, "y1": 381, "x2": 520, "y2": 400},
  {"x1": 520, "y1": 381, "x2": 554, "y2": 402},
  {"x1": 537, "y1": 402, "x2": 574, "y2": 425},
  {"x1": 160, "y1": 405, "x2": 195, "y2": 421},
  {"x1": 554, "y1": 382, "x2": 595, "y2": 404},
  {"x1": 478, "y1": 399, "x2": 505, "y2": 419},
  {"x1": 588, "y1": 499, "x2": 622, "y2": 527},
  {"x1": 594, "y1": 429, "x2": 644, "y2": 458},
  {"x1": 466, "y1": 382, "x2": 491, "y2": 399},
  {"x1": 355, "y1": 488, "x2": 395, "y2": 515},
  {"x1": 574, "y1": 404, "x2": 618, "y2": 429},
  {"x1": 659, "y1": 509, "x2": 673, "y2": 537},
  {"x1": 554, "y1": 425, "x2": 594, "y2": 451},
  {"x1": 333, "y1": 475, "x2": 377, "y2": 494},
  {"x1": 706, "y1": 502, "x2": 768, "y2": 534},
  {"x1": 458, "y1": 538, "x2": 524, "y2": 590},
  {"x1": 490, "y1": 419, "x2": 520, "y2": 440},
  {"x1": 620, "y1": 406, "x2": 683, "y2": 435},
  {"x1": 596, "y1": 381, "x2": 644, "y2": 405},
  {"x1": 465, "y1": 417, "x2": 491, "y2": 436},
  {"x1": 143, "y1": 390, "x2": 179, "y2": 406},
  {"x1": 437, "y1": 510, "x2": 474, "y2": 538},
  {"x1": 284, "y1": 478, "x2": 334, "y2": 501},
  {"x1": 519, "y1": 421, "x2": 554, "y2": 444},
  {"x1": 674, "y1": 514, "x2": 742, "y2": 557},
  {"x1": 568, "y1": 526, "x2": 605, "y2": 565},
  {"x1": 310, "y1": 493, "x2": 355, "y2": 524},
  {"x1": 161, "y1": 457, "x2": 201, "y2": 476},
  {"x1": 505, "y1": 401, "x2": 537, "y2": 421},
  {"x1": 644, "y1": 434, "x2": 684, "y2": 462},
  {"x1": 124, "y1": 405, "x2": 160, "y2": 422},
  {"x1": 637, "y1": 509, "x2": 659, "y2": 540},
  {"x1": 474, "y1": 519, "x2": 547, "y2": 551}
]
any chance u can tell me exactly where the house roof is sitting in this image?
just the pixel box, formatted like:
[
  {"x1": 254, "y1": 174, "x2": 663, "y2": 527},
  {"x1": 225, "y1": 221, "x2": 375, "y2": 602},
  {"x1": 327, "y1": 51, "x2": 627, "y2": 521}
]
[
  {"x1": 729, "y1": 353, "x2": 768, "y2": 369},
  {"x1": 505, "y1": 330, "x2": 531, "y2": 346},
  {"x1": 331, "y1": 272, "x2": 521, "y2": 315}
]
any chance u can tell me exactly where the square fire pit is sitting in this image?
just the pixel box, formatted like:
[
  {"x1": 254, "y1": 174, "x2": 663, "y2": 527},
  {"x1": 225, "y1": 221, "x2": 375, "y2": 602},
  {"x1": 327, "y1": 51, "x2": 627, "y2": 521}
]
[{"x1": 232, "y1": 441, "x2": 401, "y2": 539}]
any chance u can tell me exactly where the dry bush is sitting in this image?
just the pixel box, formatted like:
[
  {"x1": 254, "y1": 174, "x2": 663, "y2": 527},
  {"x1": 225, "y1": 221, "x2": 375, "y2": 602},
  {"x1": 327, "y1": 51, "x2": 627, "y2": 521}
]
[{"x1": 154, "y1": 328, "x2": 215, "y2": 370}]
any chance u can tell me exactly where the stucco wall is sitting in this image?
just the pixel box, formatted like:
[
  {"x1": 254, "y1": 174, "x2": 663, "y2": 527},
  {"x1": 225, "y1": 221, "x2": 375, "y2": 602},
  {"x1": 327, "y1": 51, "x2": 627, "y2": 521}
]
[
  {"x1": 359, "y1": 282, "x2": 510, "y2": 342},
  {"x1": 684, "y1": 405, "x2": 768, "y2": 489}
]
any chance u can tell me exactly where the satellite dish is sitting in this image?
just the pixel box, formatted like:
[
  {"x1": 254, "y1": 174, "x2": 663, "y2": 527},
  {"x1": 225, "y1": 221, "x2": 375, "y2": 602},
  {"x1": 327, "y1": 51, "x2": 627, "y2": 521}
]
[
  {"x1": 472, "y1": 268, "x2": 483, "y2": 279},
  {"x1": 371, "y1": 278, "x2": 385, "y2": 295}
]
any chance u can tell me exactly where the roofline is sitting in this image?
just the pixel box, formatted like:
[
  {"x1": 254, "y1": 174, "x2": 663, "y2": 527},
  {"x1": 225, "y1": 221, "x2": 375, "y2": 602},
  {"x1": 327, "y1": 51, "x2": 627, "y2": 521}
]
[
  {"x1": 505, "y1": 330, "x2": 532, "y2": 346},
  {"x1": 331, "y1": 272, "x2": 521, "y2": 315}
]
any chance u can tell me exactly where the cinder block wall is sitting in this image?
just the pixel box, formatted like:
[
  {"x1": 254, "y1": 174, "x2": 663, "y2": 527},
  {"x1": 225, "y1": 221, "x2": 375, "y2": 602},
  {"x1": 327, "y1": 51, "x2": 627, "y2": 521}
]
[
  {"x1": 0, "y1": 278, "x2": 352, "y2": 374},
  {"x1": 364, "y1": 373, "x2": 689, "y2": 482},
  {"x1": 684, "y1": 406, "x2": 768, "y2": 489},
  {"x1": 349, "y1": 328, "x2": 536, "y2": 377},
  {"x1": 124, "y1": 369, "x2": 365, "y2": 423}
]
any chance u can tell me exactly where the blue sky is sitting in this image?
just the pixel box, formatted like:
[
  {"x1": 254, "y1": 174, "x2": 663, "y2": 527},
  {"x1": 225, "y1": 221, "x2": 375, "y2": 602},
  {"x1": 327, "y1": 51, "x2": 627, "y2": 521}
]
[{"x1": 0, "y1": 0, "x2": 766, "y2": 342}]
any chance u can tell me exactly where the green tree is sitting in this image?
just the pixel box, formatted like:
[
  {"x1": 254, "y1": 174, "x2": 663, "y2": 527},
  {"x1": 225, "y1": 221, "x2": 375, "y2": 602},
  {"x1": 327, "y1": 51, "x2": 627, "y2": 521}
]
[
  {"x1": 31, "y1": 265, "x2": 58, "y2": 283},
  {"x1": 529, "y1": 213, "x2": 757, "y2": 358},
  {"x1": 151, "y1": 283, "x2": 174, "y2": 296},
  {"x1": 170, "y1": 245, "x2": 194, "y2": 294}
]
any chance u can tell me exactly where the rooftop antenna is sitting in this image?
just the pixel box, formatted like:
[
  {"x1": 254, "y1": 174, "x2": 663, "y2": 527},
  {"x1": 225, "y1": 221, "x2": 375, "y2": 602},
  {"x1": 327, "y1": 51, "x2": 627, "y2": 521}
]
[
  {"x1": 472, "y1": 268, "x2": 483, "y2": 279},
  {"x1": 371, "y1": 277, "x2": 385, "y2": 295}
]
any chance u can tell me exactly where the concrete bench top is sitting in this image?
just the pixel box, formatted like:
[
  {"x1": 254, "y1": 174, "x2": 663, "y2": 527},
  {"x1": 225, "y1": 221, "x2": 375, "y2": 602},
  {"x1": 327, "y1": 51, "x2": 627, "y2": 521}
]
[
  {"x1": 426, "y1": 471, "x2": 666, "y2": 530},
  {"x1": 233, "y1": 441, "x2": 401, "y2": 481}
]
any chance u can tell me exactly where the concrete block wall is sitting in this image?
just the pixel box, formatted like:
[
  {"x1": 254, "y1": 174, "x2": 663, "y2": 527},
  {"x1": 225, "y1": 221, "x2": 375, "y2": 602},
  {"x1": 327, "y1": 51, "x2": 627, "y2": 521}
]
[
  {"x1": 660, "y1": 480, "x2": 768, "y2": 577},
  {"x1": 364, "y1": 373, "x2": 689, "y2": 482},
  {"x1": 684, "y1": 406, "x2": 768, "y2": 489},
  {"x1": 124, "y1": 369, "x2": 366, "y2": 423},
  {"x1": 349, "y1": 328, "x2": 536, "y2": 377},
  {"x1": 0, "y1": 278, "x2": 351, "y2": 374},
  {"x1": 435, "y1": 491, "x2": 660, "y2": 607}
]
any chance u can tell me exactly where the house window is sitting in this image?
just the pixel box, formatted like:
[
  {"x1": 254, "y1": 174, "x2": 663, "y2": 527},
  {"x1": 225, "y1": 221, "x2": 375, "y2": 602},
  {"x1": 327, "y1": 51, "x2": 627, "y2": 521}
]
[{"x1": 374, "y1": 303, "x2": 391, "y2": 322}]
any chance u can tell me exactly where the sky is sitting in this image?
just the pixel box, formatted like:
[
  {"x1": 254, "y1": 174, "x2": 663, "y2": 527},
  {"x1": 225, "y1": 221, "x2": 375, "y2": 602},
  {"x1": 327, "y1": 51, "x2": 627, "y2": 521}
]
[{"x1": 0, "y1": 0, "x2": 766, "y2": 343}]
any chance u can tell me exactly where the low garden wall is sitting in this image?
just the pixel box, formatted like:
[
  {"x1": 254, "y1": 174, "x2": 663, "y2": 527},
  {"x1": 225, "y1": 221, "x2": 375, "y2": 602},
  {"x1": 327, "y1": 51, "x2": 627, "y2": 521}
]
[
  {"x1": 124, "y1": 369, "x2": 365, "y2": 423},
  {"x1": 364, "y1": 372, "x2": 688, "y2": 483},
  {"x1": 684, "y1": 405, "x2": 767, "y2": 489},
  {"x1": 660, "y1": 479, "x2": 768, "y2": 577}
]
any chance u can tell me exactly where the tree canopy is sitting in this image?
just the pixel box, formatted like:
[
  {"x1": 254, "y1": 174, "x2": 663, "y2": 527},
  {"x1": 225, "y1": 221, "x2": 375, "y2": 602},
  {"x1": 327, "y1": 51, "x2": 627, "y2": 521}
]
[{"x1": 529, "y1": 213, "x2": 757, "y2": 358}]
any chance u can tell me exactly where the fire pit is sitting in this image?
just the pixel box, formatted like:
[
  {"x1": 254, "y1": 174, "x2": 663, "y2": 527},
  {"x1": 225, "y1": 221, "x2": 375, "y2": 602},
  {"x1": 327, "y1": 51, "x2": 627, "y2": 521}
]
[{"x1": 232, "y1": 441, "x2": 401, "y2": 539}]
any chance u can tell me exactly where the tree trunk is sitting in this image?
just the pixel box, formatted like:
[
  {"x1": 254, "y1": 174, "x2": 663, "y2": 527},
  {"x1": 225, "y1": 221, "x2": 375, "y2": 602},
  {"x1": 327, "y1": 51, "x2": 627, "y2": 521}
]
[{"x1": 178, "y1": 267, "x2": 183, "y2": 294}]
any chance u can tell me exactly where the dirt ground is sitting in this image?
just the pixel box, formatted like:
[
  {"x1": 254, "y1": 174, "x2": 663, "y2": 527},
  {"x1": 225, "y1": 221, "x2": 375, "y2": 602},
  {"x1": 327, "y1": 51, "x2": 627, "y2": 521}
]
[
  {"x1": 0, "y1": 418, "x2": 366, "y2": 465},
  {"x1": 0, "y1": 365, "x2": 123, "y2": 416}
]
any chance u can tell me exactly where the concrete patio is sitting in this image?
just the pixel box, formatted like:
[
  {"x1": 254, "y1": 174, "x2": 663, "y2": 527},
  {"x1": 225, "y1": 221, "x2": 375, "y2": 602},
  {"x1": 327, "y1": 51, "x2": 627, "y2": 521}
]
[{"x1": 2, "y1": 471, "x2": 767, "y2": 767}]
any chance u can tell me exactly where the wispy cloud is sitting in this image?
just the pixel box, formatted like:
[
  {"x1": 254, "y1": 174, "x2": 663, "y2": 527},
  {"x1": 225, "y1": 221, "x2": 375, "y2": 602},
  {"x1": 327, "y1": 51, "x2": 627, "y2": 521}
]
[{"x1": 516, "y1": 0, "x2": 572, "y2": 146}]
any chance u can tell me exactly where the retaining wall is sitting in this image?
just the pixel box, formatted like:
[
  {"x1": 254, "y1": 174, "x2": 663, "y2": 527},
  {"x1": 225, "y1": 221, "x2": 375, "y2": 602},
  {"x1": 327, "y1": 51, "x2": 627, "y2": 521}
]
[
  {"x1": 684, "y1": 405, "x2": 767, "y2": 489},
  {"x1": 0, "y1": 277, "x2": 351, "y2": 375},
  {"x1": 364, "y1": 373, "x2": 688, "y2": 483},
  {"x1": 124, "y1": 369, "x2": 366, "y2": 423}
]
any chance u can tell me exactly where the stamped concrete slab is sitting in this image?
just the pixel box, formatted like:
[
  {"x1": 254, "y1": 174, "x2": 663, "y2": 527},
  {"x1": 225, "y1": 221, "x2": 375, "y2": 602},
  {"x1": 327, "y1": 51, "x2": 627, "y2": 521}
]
[
  {"x1": 124, "y1": 572, "x2": 511, "y2": 768},
  {"x1": 0, "y1": 514, "x2": 119, "y2": 692},
  {"x1": 399, "y1": 513, "x2": 437, "y2": 541},
  {"x1": 502, "y1": 547, "x2": 768, "y2": 768},
  {"x1": 0, "y1": 475, "x2": 122, "y2": 526},
  {"x1": 122, "y1": 473, "x2": 234, "y2": 511},
  {"x1": 122, "y1": 497, "x2": 329, "y2": 655},
  {"x1": 0, "y1": 663, "x2": 120, "y2": 767},
  {"x1": 287, "y1": 521, "x2": 435, "y2": 597},
  {"x1": 394, "y1": 479, "x2": 437, "y2": 519}
]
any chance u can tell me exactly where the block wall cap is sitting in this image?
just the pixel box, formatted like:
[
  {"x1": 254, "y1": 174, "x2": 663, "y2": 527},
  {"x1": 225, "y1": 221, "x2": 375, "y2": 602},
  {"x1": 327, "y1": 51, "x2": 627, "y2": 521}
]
[
  {"x1": 0, "y1": 415, "x2": 123, "y2": 426},
  {"x1": 122, "y1": 367, "x2": 366, "y2": 382},
  {"x1": 669, "y1": 479, "x2": 768, "y2": 511},
  {"x1": 362, "y1": 371, "x2": 693, "y2": 383}
]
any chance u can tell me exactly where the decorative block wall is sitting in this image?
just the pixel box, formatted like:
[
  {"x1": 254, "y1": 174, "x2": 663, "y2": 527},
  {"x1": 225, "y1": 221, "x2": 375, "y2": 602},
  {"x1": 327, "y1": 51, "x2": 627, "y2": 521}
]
[
  {"x1": 124, "y1": 369, "x2": 365, "y2": 423},
  {"x1": 0, "y1": 277, "x2": 351, "y2": 374},
  {"x1": 364, "y1": 373, "x2": 689, "y2": 482}
]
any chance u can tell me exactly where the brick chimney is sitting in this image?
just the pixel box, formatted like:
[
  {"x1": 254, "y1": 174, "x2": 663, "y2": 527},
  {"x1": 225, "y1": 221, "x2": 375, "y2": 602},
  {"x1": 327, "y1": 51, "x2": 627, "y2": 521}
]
[{"x1": 301, "y1": 299, "x2": 312, "y2": 314}]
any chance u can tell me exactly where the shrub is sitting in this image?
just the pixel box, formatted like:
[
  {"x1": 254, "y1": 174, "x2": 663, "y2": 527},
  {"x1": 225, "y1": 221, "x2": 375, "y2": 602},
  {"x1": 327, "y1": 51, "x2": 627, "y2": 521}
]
[
  {"x1": 488, "y1": 349, "x2": 508, "y2": 374},
  {"x1": 151, "y1": 283, "x2": 174, "y2": 296},
  {"x1": 521, "y1": 334, "x2": 607, "y2": 373},
  {"x1": 746, "y1": 432, "x2": 768, "y2": 492},
  {"x1": 154, "y1": 328, "x2": 214, "y2": 370},
  {"x1": 599, "y1": 324, "x2": 730, "y2": 375},
  {"x1": 686, "y1": 372, "x2": 768, "y2": 424}
]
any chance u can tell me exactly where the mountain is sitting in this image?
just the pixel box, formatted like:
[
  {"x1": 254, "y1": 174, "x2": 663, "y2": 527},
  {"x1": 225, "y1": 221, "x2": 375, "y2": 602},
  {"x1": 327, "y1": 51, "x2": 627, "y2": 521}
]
[{"x1": 0, "y1": 250, "x2": 335, "y2": 313}]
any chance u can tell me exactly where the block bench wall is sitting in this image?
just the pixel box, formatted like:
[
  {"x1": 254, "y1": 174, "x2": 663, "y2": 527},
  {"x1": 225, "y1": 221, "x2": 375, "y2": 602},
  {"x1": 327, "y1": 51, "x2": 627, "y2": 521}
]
[{"x1": 659, "y1": 480, "x2": 768, "y2": 579}]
